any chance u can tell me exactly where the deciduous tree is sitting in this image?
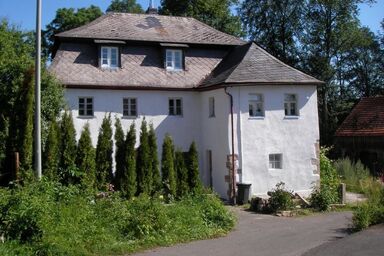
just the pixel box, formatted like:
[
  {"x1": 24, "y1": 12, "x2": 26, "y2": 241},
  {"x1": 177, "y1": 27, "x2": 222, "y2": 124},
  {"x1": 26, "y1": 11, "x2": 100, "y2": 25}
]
[{"x1": 107, "y1": 0, "x2": 144, "y2": 13}]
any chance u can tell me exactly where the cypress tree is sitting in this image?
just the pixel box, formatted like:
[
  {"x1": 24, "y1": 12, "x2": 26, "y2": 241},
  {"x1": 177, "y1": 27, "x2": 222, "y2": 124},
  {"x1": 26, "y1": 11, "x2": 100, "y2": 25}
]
[
  {"x1": 19, "y1": 68, "x2": 34, "y2": 175},
  {"x1": 161, "y1": 134, "x2": 176, "y2": 200},
  {"x1": 76, "y1": 123, "x2": 96, "y2": 189},
  {"x1": 148, "y1": 123, "x2": 161, "y2": 194},
  {"x1": 114, "y1": 118, "x2": 125, "y2": 190},
  {"x1": 175, "y1": 149, "x2": 189, "y2": 198},
  {"x1": 122, "y1": 123, "x2": 137, "y2": 199},
  {"x1": 59, "y1": 110, "x2": 77, "y2": 184},
  {"x1": 43, "y1": 120, "x2": 60, "y2": 180},
  {"x1": 187, "y1": 141, "x2": 201, "y2": 193},
  {"x1": 136, "y1": 118, "x2": 151, "y2": 195},
  {"x1": 95, "y1": 114, "x2": 113, "y2": 190}
]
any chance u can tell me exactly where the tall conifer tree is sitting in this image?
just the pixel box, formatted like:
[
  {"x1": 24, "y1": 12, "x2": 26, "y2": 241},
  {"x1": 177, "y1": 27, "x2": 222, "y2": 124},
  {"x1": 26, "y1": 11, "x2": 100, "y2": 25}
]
[
  {"x1": 175, "y1": 149, "x2": 189, "y2": 198},
  {"x1": 136, "y1": 119, "x2": 151, "y2": 195},
  {"x1": 122, "y1": 123, "x2": 137, "y2": 199},
  {"x1": 76, "y1": 123, "x2": 96, "y2": 188},
  {"x1": 95, "y1": 114, "x2": 113, "y2": 190},
  {"x1": 187, "y1": 141, "x2": 201, "y2": 193},
  {"x1": 148, "y1": 123, "x2": 161, "y2": 194},
  {"x1": 59, "y1": 110, "x2": 77, "y2": 184},
  {"x1": 114, "y1": 118, "x2": 125, "y2": 190},
  {"x1": 43, "y1": 120, "x2": 60, "y2": 179},
  {"x1": 161, "y1": 134, "x2": 176, "y2": 200}
]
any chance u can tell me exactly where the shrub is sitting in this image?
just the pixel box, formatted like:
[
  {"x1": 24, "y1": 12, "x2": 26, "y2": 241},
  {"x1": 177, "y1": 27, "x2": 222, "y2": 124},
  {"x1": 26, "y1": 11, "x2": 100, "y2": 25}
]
[
  {"x1": 268, "y1": 182, "x2": 293, "y2": 212},
  {"x1": 334, "y1": 157, "x2": 371, "y2": 193},
  {"x1": 310, "y1": 188, "x2": 334, "y2": 211},
  {"x1": 319, "y1": 147, "x2": 340, "y2": 203}
]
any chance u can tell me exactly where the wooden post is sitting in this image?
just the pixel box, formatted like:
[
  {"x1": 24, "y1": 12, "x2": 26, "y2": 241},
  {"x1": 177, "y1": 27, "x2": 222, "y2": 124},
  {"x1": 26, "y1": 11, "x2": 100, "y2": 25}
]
[
  {"x1": 339, "y1": 183, "x2": 346, "y2": 204},
  {"x1": 13, "y1": 152, "x2": 20, "y2": 181}
]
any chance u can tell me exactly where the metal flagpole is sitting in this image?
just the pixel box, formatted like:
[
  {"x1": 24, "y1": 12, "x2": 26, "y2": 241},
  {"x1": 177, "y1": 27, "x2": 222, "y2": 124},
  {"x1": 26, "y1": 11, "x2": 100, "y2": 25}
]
[{"x1": 35, "y1": 0, "x2": 42, "y2": 179}]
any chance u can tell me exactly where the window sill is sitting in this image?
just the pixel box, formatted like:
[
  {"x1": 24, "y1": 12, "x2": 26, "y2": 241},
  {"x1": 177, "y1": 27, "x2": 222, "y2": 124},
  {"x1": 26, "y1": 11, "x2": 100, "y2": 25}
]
[
  {"x1": 248, "y1": 116, "x2": 265, "y2": 120},
  {"x1": 77, "y1": 115, "x2": 95, "y2": 119},
  {"x1": 101, "y1": 66, "x2": 119, "y2": 71},
  {"x1": 284, "y1": 115, "x2": 299, "y2": 120},
  {"x1": 166, "y1": 68, "x2": 183, "y2": 72},
  {"x1": 122, "y1": 116, "x2": 138, "y2": 119},
  {"x1": 208, "y1": 115, "x2": 215, "y2": 118},
  {"x1": 169, "y1": 115, "x2": 183, "y2": 118}
]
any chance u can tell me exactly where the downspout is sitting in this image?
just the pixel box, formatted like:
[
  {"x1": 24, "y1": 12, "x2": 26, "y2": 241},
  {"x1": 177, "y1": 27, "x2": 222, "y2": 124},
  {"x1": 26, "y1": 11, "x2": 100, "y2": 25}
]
[{"x1": 224, "y1": 87, "x2": 236, "y2": 205}]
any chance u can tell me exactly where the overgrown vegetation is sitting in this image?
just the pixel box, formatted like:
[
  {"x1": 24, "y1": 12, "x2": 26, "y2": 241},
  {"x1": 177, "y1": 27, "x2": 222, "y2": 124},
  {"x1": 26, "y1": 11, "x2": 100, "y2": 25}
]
[
  {"x1": 268, "y1": 182, "x2": 294, "y2": 212},
  {"x1": 0, "y1": 180, "x2": 235, "y2": 255}
]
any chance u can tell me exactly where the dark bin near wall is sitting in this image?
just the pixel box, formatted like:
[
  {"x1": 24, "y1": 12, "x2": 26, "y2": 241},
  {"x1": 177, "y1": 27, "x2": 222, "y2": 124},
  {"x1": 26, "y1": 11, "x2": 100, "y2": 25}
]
[{"x1": 236, "y1": 183, "x2": 251, "y2": 205}]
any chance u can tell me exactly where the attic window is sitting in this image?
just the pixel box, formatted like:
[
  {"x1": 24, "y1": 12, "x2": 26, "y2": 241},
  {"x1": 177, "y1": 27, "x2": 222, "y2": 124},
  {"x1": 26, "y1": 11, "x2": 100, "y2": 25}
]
[
  {"x1": 166, "y1": 49, "x2": 183, "y2": 71},
  {"x1": 101, "y1": 46, "x2": 118, "y2": 68}
]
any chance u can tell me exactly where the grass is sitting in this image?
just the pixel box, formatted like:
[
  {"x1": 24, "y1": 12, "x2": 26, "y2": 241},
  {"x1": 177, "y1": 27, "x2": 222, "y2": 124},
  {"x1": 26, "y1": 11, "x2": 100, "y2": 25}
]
[{"x1": 0, "y1": 180, "x2": 236, "y2": 255}]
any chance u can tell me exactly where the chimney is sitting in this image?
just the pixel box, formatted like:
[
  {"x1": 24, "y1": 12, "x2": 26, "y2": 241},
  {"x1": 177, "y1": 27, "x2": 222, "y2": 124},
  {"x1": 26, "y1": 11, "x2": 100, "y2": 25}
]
[{"x1": 146, "y1": 0, "x2": 158, "y2": 14}]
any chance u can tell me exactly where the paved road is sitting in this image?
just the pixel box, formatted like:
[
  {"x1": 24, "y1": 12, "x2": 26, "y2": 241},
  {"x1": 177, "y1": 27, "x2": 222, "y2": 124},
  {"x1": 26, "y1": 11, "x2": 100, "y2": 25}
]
[
  {"x1": 133, "y1": 208, "x2": 353, "y2": 256},
  {"x1": 303, "y1": 224, "x2": 384, "y2": 256}
]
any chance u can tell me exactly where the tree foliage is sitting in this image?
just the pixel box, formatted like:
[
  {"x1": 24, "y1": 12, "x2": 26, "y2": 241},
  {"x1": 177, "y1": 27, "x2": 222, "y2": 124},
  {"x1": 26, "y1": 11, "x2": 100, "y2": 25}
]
[
  {"x1": 76, "y1": 123, "x2": 96, "y2": 188},
  {"x1": 186, "y1": 141, "x2": 201, "y2": 193},
  {"x1": 114, "y1": 118, "x2": 125, "y2": 190},
  {"x1": 95, "y1": 114, "x2": 113, "y2": 190},
  {"x1": 175, "y1": 149, "x2": 189, "y2": 198},
  {"x1": 161, "y1": 134, "x2": 176, "y2": 200},
  {"x1": 122, "y1": 123, "x2": 137, "y2": 199},
  {"x1": 148, "y1": 123, "x2": 161, "y2": 194},
  {"x1": 43, "y1": 120, "x2": 60, "y2": 180},
  {"x1": 160, "y1": 0, "x2": 243, "y2": 37},
  {"x1": 59, "y1": 111, "x2": 77, "y2": 184},
  {"x1": 239, "y1": 0, "x2": 305, "y2": 66},
  {"x1": 107, "y1": 0, "x2": 144, "y2": 13},
  {"x1": 43, "y1": 6, "x2": 103, "y2": 57},
  {"x1": 136, "y1": 119, "x2": 151, "y2": 195}
]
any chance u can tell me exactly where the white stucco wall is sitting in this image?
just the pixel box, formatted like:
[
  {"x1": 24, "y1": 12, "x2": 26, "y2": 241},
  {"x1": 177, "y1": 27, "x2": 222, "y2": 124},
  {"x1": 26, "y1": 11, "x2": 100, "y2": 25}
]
[
  {"x1": 65, "y1": 85, "x2": 320, "y2": 199},
  {"x1": 228, "y1": 85, "x2": 320, "y2": 197}
]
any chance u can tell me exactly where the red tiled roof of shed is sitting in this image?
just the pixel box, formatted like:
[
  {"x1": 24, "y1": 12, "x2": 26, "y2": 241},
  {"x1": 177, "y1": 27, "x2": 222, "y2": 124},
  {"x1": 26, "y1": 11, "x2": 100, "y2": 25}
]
[{"x1": 335, "y1": 96, "x2": 384, "y2": 137}]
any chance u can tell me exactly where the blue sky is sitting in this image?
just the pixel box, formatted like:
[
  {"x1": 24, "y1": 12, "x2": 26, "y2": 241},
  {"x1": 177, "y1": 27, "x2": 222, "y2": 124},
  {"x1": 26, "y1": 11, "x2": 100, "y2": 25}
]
[{"x1": 1, "y1": 0, "x2": 383, "y2": 33}]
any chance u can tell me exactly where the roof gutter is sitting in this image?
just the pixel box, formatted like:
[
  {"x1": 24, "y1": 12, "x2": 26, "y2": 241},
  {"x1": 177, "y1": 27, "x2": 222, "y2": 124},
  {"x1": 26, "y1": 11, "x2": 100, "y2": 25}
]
[{"x1": 224, "y1": 87, "x2": 236, "y2": 205}]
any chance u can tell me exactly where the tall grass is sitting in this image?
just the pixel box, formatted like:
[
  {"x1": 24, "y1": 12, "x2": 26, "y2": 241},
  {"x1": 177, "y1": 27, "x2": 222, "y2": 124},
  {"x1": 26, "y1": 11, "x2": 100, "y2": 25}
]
[
  {"x1": 0, "y1": 180, "x2": 235, "y2": 255},
  {"x1": 334, "y1": 158, "x2": 371, "y2": 194}
]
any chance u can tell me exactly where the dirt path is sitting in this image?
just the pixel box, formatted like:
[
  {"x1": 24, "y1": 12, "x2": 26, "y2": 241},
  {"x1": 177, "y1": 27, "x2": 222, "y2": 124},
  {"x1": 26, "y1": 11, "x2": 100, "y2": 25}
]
[{"x1": 133, "y1": 208, "x2": 353, "y2": 256}]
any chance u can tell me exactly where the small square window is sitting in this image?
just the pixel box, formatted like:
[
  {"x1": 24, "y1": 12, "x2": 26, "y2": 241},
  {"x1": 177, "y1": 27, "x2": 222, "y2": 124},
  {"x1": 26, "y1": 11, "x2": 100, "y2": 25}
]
[
  {"x1": 249, "y1": 94, "x2": 264, "y2": 117},
  {"x1": 101, "y1": 46, "x2": 119, "y2": 68},
  {"x1": 79, "y1": 97, "x2": 93, "y2": 117},
  {"x1": 166, "y1": 49, "x2": 183, "y2": 71},
  {"x1": 169, "y1": 98, "x2": 183, "y2": 116},
  {"x1": 269, "y1": 154, "x2": 282, "y2": 169},
  {"x1": 284, "y1": 94, "x2": 298, "y2": 116},
  {"x1": 123, "y1": 98, "x2": 137, "y2": 117},
  {"x1": 209, "y1": 97, "x2": 215, "y2": 117}
]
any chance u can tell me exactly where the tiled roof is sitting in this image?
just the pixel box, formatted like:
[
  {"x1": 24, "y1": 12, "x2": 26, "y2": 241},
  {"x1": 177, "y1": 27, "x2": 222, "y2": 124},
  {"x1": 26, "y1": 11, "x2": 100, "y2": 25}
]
[
  {"x1": 56, "y1": 12, "x2": 244, "y2": 46},
  {"x1": 200, "y1": 42, "x2": 323, "y2": 88},
  {"x1": 335, "y1": 96, "x2": 384, "y2": 137},
  {"x1": 49, "y1": 43, "x2": 227, "y2": 89}
]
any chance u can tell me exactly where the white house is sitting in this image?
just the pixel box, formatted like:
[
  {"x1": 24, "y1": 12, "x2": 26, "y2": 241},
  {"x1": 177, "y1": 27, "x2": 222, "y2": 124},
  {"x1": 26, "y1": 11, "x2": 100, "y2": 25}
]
[{"x1": 50, "y1": 11, "x2": 322, "y2": 200}]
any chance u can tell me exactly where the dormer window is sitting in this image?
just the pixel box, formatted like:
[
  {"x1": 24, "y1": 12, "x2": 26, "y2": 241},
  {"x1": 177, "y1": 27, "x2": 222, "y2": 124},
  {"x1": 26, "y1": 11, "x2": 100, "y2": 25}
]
[
  {"x1": 101, "y1": 46, "x2": 118, "y2": 68},
  {"x1": 166, "y1": 49, "x2": 183, "y2": 71}
]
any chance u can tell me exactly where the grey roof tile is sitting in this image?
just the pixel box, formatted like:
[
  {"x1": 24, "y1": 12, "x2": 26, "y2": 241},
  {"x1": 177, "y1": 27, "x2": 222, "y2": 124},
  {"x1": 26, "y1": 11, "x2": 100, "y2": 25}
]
[
  {"x1": 56, "y1": 12, "x2": 244, "y2": 46},
  {"x1": 200, "y1": 42, "x2": 323, "y2": 88}
]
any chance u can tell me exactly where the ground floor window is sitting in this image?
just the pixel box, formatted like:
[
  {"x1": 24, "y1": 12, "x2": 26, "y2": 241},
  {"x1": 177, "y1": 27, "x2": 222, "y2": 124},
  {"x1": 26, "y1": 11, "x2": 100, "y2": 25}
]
[
  {"x1": 169, "y1": 98, "x2": 183, "y2": 116},
  {"x1": 79, "y1": 97, "x2": 93, "y2": 116},
  {"x1": 269, "y1": 154, "x2": 282, "y2": 169},
  {"x1": 123, "y1": 98, "x2": 137, "y2": 117}
]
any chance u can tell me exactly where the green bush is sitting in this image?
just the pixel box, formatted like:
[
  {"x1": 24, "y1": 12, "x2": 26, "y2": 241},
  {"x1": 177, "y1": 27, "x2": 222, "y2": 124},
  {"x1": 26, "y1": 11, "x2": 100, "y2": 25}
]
[
  {"x1": 0, "y1": 180, "x2": 235, "y2": 255},
  {"x1": 319, "y1": 148, "x2": 340, "y2": 203},
  {"x1": 334, "y1": 157, "x2": 371, "y2": 193},
  {"x1": 310, "y1": 188, "x2": 334, "y2": 211},
  {"x1": 268, "y1": 182, "x2": 293, "y2": 212}
]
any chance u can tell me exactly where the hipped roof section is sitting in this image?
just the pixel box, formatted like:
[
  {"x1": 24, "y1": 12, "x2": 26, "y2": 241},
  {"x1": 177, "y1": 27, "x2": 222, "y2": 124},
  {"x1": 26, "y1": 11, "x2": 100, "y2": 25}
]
[
  {"x1": 335, "y1": 96, "x2": 384, "y2": 137},
  {"x1": 199, "y1": 42, "x2": 323, "y2": 88},
  {"x1": 56, "y1": 12, "x2": 244, "y2": 46}
]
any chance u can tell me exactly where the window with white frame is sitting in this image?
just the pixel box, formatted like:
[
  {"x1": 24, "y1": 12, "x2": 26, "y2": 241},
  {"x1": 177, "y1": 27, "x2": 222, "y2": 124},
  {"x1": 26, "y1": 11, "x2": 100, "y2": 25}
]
[
  {"x1": 209, "y1": 97, "x2": 215, "y2": 117},
  {"x1": 166, "y1": 49, "x2": 183, "y2": 71},
  {"x1": 284, "y1": 94, "x2": 298, "y2": 116},
  {"x1": 269, "y1": 154, "x2": 282, "y2": 169},
  {"x1": 78, "y1": 97, "x2": 93, "y2": 116},
  {"x1": 169, "y1": 98, "x2": 182, "y2": 116},
  {"x1": 123, "y1": 98, "x2": 137, "y2": 117},
  {"x1": 249, "y1": 93, "x2": 264, "y2": 117},
  {"x1": 101, "y1": 46, "x2": 118, "y2": 68}
]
